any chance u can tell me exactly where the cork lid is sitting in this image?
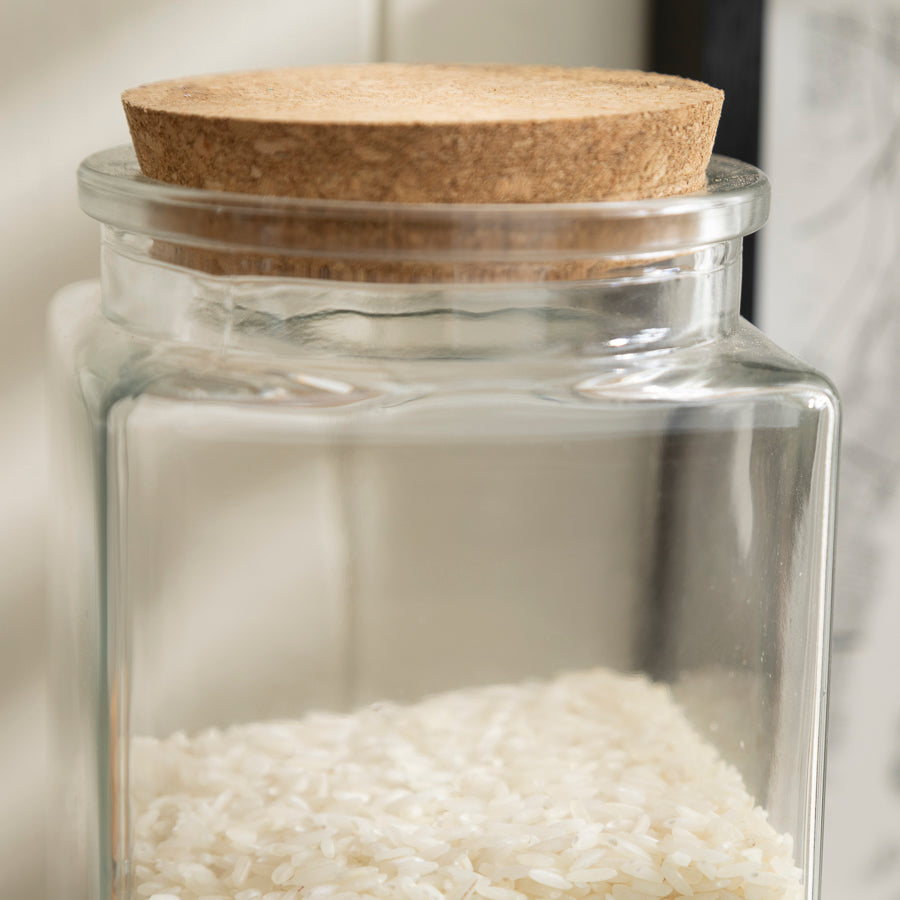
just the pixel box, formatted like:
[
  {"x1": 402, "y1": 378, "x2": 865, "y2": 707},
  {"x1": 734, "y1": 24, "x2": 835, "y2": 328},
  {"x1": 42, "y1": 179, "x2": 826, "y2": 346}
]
[{"x1": 122, "y1": 64, "x2": 723, "y2": 204}]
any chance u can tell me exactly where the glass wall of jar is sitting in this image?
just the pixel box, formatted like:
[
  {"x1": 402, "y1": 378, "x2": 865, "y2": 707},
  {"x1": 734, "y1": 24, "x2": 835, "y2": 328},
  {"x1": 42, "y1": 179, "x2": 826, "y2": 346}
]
[{"x1": 49, "y1": 147, "x2": 838, "y2": 900}]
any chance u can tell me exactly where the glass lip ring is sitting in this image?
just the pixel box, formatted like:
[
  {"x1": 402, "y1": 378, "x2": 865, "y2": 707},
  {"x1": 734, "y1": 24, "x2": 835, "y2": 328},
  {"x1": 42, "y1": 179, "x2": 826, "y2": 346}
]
[{"x1": 79, "y1": 146, "x2": 770, "y2": 261}]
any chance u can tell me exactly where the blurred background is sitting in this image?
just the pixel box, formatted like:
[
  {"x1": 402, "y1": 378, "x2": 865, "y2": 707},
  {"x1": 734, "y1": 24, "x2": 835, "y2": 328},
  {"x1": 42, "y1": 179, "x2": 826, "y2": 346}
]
[{"x1": 2, "y1": 0, "x2": 898, "y2": 898}]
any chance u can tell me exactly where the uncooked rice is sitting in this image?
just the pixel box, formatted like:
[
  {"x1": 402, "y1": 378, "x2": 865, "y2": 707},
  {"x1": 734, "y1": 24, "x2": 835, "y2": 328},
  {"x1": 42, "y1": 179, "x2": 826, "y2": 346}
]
[{"x1": 131, "y1": 668, "x2": 802, "y2": 900}]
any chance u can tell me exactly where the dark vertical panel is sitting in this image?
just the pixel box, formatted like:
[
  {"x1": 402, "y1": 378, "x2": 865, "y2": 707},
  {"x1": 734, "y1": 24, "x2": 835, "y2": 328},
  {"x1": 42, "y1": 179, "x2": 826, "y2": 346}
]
[
  {"x1": 651, "y1": 0, "x2": 765, "y2": 324},
  {"x1": 703, "y1": 2, "x2": 764, "y2": 169},
  {"x1": 651, "y1": 0, "x2": 706, "y2": 83}
]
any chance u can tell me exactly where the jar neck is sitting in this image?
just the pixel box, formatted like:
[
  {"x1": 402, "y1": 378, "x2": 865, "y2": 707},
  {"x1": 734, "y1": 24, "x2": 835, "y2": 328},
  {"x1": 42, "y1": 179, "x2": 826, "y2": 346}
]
[{"x1": 101, "y1": 229, "x2": 743, "y2": 361}]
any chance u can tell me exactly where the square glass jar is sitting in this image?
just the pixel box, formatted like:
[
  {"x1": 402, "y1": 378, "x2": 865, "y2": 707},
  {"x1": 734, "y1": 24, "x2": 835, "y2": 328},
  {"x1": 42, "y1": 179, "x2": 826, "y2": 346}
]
[{"x1": 49, "y1": 148, "x2": 838, "y2": 900}]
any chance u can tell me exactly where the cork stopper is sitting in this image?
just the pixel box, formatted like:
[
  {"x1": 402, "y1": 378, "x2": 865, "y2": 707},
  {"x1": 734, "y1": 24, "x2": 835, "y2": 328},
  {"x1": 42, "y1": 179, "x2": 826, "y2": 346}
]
[{"x1": 123, "y1": 64, "x2": 723, "y2": 204}]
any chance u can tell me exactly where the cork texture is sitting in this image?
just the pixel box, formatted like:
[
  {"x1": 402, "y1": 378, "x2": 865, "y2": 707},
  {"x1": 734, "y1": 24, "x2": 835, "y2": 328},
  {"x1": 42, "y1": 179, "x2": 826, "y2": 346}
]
[
  {"x1": 123, "y1": 64, "x2": 722, "y2": 204},
  {"x1": 152, "y1": 244, "x2": 656, "y2": 284},
  {"x1": 122, "y1": 65, "x2": 723, "y2": 280}
]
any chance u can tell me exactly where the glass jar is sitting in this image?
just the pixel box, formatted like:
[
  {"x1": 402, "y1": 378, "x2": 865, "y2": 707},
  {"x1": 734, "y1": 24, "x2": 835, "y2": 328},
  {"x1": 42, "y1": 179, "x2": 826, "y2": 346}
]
[{"x1": 50, "y1": 146, "x2": 838, "y2": 900}]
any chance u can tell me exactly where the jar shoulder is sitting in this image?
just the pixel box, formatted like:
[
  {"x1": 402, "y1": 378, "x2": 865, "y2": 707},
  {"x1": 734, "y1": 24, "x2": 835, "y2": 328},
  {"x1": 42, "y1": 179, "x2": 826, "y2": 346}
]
[
  {"x1": 719, "y1": 319, "x2": 838, "y2": 400},
  {"x1": 653, "y1": 318, "x2": 839, "y2": 405},
  {"x1": 545, "y1": 320, "x2": 839, "y2": 413},
  {"x1": 48, "y1": 281, "x2": 839, "y2": 415}
]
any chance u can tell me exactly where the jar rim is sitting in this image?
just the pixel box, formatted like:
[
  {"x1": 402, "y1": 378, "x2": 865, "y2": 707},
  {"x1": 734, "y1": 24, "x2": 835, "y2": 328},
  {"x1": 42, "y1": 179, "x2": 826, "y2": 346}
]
[{"x1": 78, "y1": 146, "x2": 769, "y2": 266}]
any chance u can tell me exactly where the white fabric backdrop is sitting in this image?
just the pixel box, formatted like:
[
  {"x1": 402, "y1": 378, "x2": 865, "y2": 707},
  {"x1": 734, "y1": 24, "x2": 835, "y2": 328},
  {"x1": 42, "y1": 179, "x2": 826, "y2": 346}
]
[{"x1": 0, "y1": 2, "x2": 646, "y2": 897}]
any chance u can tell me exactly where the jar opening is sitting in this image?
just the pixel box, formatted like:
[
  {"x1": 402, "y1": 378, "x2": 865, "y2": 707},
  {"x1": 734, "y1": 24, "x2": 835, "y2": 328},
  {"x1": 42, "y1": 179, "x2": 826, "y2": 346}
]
[{"x1": 80, "y1": 147, "x2": 768, "y2": 284}]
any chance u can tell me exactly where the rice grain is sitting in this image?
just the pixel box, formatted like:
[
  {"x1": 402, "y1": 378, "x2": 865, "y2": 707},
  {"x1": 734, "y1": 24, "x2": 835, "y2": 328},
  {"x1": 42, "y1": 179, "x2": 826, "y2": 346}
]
[{"x1": 130, "y1": 669, "x2": 802, "y2": 900}]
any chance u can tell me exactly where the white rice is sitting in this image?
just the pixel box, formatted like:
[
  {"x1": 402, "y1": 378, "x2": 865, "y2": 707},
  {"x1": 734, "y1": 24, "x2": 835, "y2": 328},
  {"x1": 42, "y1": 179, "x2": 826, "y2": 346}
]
[{"x1": 130, "y1": 669, "x2": 802, "y2": 899}]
